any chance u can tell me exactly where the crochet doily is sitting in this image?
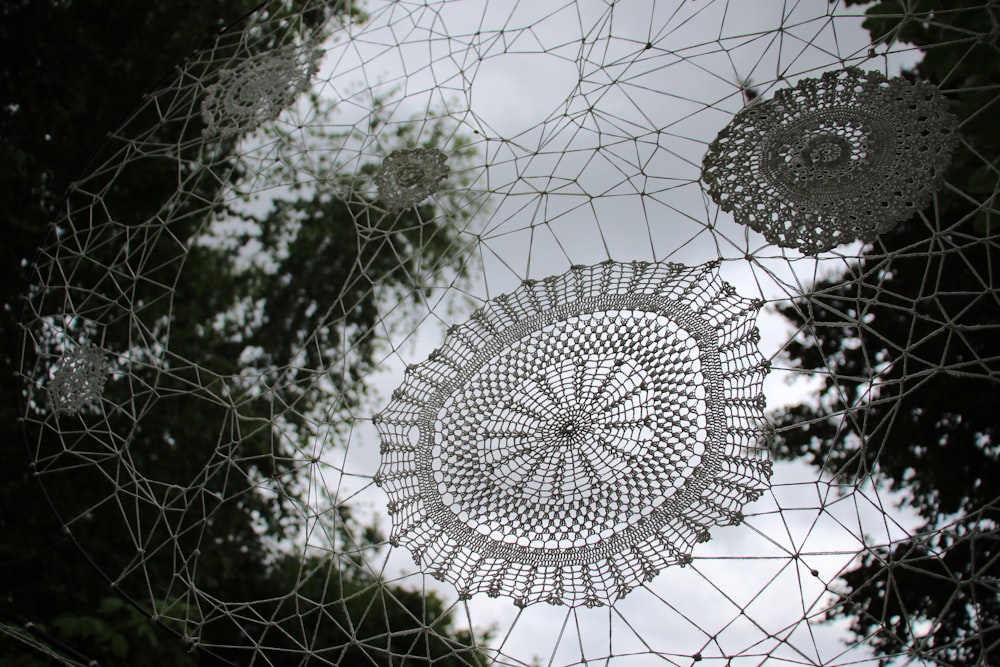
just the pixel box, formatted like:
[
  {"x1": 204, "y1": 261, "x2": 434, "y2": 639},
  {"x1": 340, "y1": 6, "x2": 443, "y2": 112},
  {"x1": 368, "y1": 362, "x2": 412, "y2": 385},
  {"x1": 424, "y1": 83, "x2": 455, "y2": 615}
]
[
  {"x1": 701, "y1": 68, "x2": 958, "y2": 254},
  {"x1": 375, "y1": 148, "x2": 450, "y2": 211},
  {"x1": 201, "y1": 42, "x2": 320, "y2": 138},
  {"x1": 45, "y1": 345, "x2": 111, "y2": 415},
  {"x1": 375, "y1": 261, "x2": 772, "y2": 607}
]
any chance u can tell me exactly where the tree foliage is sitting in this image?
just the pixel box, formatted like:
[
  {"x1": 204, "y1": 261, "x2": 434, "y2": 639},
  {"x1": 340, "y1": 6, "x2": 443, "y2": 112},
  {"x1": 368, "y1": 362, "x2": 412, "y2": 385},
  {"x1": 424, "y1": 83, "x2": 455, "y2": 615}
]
[
  {"x1": 2, "y1": 2, "x2": 483, "y2": 665},
  {"x1": 772, "y1": 1, "x2": 1000, "y2": 663}
]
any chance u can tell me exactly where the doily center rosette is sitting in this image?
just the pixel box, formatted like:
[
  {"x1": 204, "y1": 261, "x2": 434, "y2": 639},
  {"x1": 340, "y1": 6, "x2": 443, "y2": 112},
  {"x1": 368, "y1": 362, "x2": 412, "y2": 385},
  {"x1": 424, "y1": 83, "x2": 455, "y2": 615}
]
[
  {"x1": 701, "y1": 68, "x2": 958, "y2": 254},
  {"x1": 375, "y1": 261, "x2": 772, "y2": 607}
]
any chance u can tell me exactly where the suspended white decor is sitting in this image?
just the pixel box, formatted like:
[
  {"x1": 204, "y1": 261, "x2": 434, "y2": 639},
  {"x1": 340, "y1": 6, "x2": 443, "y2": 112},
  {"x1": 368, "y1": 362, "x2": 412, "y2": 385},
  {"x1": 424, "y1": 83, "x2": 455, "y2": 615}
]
[
  {"x1": 45, "y1": 345, "x2": 111, "y2": 415},
  {"x1": 375, "y1": 148, "x2": 451, "y2": 211},
  {"x1": 702, "y1": 68, "x2": 958, "y2": 253},
  {"x1": 201, "y1": 41, "x2": 320, "y2": 138},
  {"x1": 376, "y1": 261, "x2": 771, "y2": 607}
]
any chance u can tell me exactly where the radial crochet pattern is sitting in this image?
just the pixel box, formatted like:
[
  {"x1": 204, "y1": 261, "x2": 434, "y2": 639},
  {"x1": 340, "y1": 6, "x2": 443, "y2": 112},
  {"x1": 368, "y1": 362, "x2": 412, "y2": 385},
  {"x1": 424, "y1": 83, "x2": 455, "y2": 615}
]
[
  {"x1": 701, "y1": 68, "x2": 958, "y2": 253},
  {"x1": 201, "y1": 41, "x2": 320, "y2": 138},
  {"x1": 375, "y1": 261, "x2": 772, "y2": 607},
  {"x1": 375, "y1": 148, "x2": 451, "y2": 211}
]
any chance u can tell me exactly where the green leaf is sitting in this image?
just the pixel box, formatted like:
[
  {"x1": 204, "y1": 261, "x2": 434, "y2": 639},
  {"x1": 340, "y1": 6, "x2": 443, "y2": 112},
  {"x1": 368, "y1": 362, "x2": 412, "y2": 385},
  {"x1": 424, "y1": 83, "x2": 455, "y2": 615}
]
[
  {"x1": 98, "y1": 596, "x2": 125, "y2": 615},
  {"x1": 974, "y1": 210, "x2": 998, "y2": 233},
  {"x1": 111, "y1": 633, "x2": 128, "y2": 658},
  {"x1": 967, "y1": 166, "x2": 999, "y2": 194}
]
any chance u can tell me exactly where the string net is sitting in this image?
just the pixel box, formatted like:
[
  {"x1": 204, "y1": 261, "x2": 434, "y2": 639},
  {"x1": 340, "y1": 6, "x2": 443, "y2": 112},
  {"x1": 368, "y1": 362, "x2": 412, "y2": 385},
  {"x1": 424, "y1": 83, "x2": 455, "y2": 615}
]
[{"x1": 16, "y1": 1, "x2": 1000, "y2": 666}]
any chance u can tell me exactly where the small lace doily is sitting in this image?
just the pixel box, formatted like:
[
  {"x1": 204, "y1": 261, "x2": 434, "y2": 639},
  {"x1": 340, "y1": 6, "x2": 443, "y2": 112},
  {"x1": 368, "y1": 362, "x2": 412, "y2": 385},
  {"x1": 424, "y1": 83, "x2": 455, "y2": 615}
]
[
  {"x1": 46, "y1": 345, "x2": 111, "y2": 415},
  {"x1": 201, "y1": 42, "x2": 320, "y2": 138},
  {"x1": 702, "y1": 68, "x2": 958, "y2": 253},
  {"x1": 375, "y1": 148, "x2": 450, "y2": 211},
  {"x1": 375, "y1": 261, "x2": 772, "y2": 607}
]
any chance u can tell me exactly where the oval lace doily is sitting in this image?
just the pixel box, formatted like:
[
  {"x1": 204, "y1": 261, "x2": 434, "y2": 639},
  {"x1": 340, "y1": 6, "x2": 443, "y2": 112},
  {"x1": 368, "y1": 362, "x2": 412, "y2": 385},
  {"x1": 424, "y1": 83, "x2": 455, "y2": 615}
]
[
  {"x1": 201, "y1": 41, "x2": 320, "y2": 138},
  {"x1": 375, "y1": 261, "x2": 772, "y2": 607},
  {"x1": 702, "y1": 68, "x2": 958, "y2": 254}
]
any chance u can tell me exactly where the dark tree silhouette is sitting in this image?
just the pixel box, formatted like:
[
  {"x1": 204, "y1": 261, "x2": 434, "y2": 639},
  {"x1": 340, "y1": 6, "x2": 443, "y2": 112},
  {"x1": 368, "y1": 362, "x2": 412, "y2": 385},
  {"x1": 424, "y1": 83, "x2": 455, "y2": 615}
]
[
  {"x1": 2, "y1": 3, "x2": 484, "y2": 665},
  {"x1": 772, "y1": 1, "x2": 1000, "y2": 664}
]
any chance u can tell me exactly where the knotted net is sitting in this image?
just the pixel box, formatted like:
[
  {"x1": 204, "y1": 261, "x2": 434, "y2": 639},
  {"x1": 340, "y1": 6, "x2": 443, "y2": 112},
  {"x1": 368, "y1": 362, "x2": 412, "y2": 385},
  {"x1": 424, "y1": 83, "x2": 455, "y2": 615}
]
[{"x1": 13, "y1": 0, "x2": 1000, "y2": 666}]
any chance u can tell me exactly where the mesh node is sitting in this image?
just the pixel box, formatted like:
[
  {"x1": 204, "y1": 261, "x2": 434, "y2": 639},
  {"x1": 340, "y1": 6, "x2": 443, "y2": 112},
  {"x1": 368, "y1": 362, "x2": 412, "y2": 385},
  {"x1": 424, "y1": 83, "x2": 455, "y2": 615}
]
[
  {"x1": 45, "y1": 345, "x2": 111, "y2": 415},
  {"x1": 375, "y1": 261, "x2": 772, "y2": 607},
  {"x1": 201, "y1": 42, "x2": 320, "y2": 138},
  {"x1": 375, "y1": 148, "x2": 450, "y2": 211},
  {"x1": 701, "y1": 68, "x2": 958, "y2": 254}
]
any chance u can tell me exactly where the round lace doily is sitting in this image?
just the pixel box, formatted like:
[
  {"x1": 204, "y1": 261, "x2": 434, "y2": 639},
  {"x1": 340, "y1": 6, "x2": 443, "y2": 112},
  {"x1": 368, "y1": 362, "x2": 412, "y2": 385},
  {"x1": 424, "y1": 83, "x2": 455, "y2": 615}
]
[
  {"x1": 701, "y1": 68, "x2": 958, "y2": 254},
  {"x1": 375, "y1": 148, "x2": 450, "y2": 211},
  {"x1": 375, "y1": 261, "x2": 772, "y2": 607},
  {"x1": 201, "y1": 42, "x2": 320, "y2": 138},
  {"x1": 45, "y1": 345, "x2": 111, "y2": 415}
]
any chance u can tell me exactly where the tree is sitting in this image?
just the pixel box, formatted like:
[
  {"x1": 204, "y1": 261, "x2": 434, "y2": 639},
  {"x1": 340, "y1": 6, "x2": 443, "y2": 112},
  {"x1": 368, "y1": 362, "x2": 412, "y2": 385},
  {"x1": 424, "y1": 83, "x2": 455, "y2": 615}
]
[
  {"x1": 2, "y1": 2, "x2": 484, "y2": 665},
  {"x1": 772, "y1": 1, "x2": 1000, "y2": 664}
]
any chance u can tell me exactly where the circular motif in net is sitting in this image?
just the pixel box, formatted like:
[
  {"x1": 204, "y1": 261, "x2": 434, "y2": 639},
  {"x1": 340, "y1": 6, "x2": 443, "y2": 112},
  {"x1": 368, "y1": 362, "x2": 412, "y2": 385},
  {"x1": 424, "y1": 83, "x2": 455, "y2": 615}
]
[
  {"x1": 45, "y1": 345, "x2": 111, "y2": 415},
  {"x1": 375, "y1": 261, "x2": 772, "y2": 607},
  {"x1": 375, "y1": 148, "x2": 450, "y2": 211},
  {"x1": 201, "y1": 42, "x2": 321, "y2": 138},
  {"x1": 701, "y1": 68, "x2": 958, "y2": 254}
]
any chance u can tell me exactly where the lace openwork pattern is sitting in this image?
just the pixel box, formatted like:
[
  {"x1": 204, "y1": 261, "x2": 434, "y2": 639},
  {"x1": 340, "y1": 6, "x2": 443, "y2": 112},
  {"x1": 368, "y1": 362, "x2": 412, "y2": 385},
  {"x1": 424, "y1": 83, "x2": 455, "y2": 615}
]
[
  {"x1": 375, "y1": 148, "x2": 450, "y2": 211},
  {"x1": 702, "y1": 68, "x2": 958, "y2": 253},
  {"x1": 375, "y1": 261, "x2": 772, "y2": 607},
  {"x1": 45, "y1": 345, "x2": 111, "y2": 415},
  {"x1": 201, "y1": 42, "x2": 320, "y2": 138}
]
